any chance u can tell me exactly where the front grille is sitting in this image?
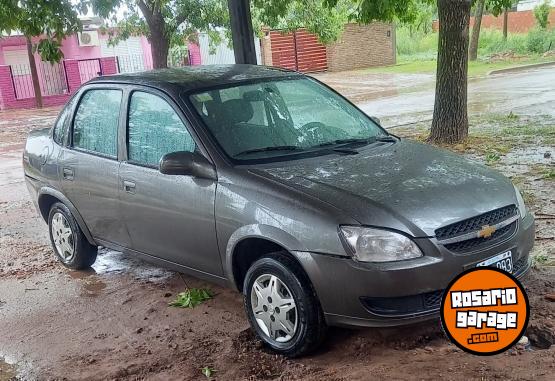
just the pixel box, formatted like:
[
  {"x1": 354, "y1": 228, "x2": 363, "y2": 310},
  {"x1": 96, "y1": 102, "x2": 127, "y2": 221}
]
[
  {"x1": 513, "y1": 256, "x2": 530, "y2": 276},
  {"x1": 360, "y1": 290, "x2": 444, "y2": 317},
  {"x1": 435, "y1": 205, "x2": 518, "y2": 253},
  {"x1": 423, "y1": 290, "x2": 443, "y2": 309},
  {"x1": 435, "y1": 205, "x2": 518, "y2": 241},
  {"x1": 444, "y1": 222, "x2": 517, "y2": 253}
]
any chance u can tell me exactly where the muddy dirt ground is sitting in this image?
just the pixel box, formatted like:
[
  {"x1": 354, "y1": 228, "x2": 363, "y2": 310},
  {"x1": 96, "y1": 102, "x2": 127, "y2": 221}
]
[{"x1": 1, "y1": 69, "x2": 554, "y2": 381}]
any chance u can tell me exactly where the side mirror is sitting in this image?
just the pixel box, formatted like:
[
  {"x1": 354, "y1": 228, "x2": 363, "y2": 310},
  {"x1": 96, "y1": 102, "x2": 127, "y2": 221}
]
[
  {"x1": 159, "y1": 151, "x2": 217, "y2": 180},
  {"x1": 370, "y1": 116, "x2": 381, "y2": 125}
]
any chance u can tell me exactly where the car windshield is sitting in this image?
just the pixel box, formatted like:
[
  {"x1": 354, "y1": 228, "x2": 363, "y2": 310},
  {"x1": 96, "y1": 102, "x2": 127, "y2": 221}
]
[{"x1": 188, "y1": 77, "x2": 387, "y2": 162}]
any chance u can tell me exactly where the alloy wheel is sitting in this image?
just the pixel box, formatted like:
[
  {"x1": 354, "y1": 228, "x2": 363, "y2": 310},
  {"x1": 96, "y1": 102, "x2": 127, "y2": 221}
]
[
  {"x1": 250, "y1": 273, "x2": 298, "y2": 343},
  {"x1": 51, "y1": 212, "x2": 75, "y2": 262}
]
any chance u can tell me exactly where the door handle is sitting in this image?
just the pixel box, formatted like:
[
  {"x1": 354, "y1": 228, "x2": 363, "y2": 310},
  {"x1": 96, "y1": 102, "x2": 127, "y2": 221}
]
[
  {"x1": 62, "y1": 167, "x2": 74, "y2": 180},
  {"x1": 123, "y1": 180, "x2": 136, "y2": 194}
]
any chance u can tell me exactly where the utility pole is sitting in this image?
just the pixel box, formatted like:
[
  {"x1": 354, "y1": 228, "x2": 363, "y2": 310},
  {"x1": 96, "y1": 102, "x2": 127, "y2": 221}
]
[{"x1": 227, "y1": 0, "x2": 257, "y2": 64}]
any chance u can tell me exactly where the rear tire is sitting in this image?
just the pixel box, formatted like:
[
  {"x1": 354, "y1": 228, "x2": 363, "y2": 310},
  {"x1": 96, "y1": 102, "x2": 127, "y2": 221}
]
[
  {"x1": 48, "y1": 202, "x2": 97, "y2": 270},
  {"x1": 243, "y1": 252, "x2": 327, "y2": 357}
]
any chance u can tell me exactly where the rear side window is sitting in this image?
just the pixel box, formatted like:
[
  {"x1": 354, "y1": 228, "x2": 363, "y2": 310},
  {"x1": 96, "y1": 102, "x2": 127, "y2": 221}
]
[
  {"x1": 127, "y1": 91, "x2": 196, "y2": 167},
  {"x1": 73, "y1": 89, "x2": 122, "y2": 157},
  {"x1": 53, "y1": 101, "x2": 73, "y2": 145}
]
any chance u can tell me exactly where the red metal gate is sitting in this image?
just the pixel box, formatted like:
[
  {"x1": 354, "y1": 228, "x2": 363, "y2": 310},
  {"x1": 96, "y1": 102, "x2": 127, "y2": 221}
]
[
  {"x1": 270, "y1": 29, "x2": 327, "y2": 73},
  {"x1": 78, "y1": 59, "x2": 102, "y2": 83}
]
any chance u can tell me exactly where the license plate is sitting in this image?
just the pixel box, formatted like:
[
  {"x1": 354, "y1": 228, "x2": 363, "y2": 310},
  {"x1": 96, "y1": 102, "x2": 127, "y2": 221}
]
[{"x1": 476, "y1": 251, "x2": 513, "y2": 273}]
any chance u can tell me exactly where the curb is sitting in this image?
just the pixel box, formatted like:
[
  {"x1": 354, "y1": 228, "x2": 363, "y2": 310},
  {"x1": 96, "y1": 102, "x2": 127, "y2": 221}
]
[{"x1": 488, "y1": 61, "x2": 555, "y2": 75}]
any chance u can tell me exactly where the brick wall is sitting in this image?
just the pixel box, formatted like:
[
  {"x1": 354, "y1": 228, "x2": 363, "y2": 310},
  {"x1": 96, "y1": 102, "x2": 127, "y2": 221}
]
[
  {"x1": 470, "y1": 9, "x2": 555, "y2": 33},
  {"x1": 326, "y1": 23, "x2": 396, "y2": 72}
]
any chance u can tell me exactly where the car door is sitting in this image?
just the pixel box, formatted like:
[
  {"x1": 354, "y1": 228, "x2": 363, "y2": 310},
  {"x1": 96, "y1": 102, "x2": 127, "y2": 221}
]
[
  {"x1": 57, "y1": 86, "x2": 130, "y2": 247},
  {"x1": 118, "y1": 88, "x2": 222, "y2": 276}
]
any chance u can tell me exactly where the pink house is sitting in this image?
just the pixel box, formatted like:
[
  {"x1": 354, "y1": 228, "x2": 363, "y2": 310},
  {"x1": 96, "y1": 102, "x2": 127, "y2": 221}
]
[{"x1": 0, "y1": 25, "x2": 203, "y2": 110}]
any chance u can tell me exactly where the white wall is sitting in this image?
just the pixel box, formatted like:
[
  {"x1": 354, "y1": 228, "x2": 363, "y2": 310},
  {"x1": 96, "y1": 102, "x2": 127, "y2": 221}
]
[
  {"x1": 517, "y1": 0, "x2": 555, "y2": 11},
  {"x1": 198, "y1": 31, "x2": 262, "y2": 65},
  {"x1": 100, "y1": 36, "x2": 145, "y2": 72}
]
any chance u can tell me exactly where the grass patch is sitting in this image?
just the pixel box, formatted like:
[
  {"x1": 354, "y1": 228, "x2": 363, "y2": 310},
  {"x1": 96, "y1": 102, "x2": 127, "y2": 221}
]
[
  {"x1": 541, "y1": 169, "x2": 555, "y2": 180},
  {"x1": 532, "y1": 253, "x2": 550, "y2": 268},
  {"x1": 397, "y1": 27, "x2": 555, "y2": 58},
  {"x1": 384, "y1": 27, "x2": 555, "y2": 77},
  {"x1": 365, "y1": 56, "x2": 554, "y2": 77},
  {"x1": 529, "y1": 164, "x2": 555, "y2": 178},
  {"x1": 169, "y1": 288, "x2": 212, "y2": 308},
  {"x1": 501, "y1": 124, "x2": 555, "y2": 137},
  {"x1": 485, "y1": 152, "x2": 501, "y2": 165}
]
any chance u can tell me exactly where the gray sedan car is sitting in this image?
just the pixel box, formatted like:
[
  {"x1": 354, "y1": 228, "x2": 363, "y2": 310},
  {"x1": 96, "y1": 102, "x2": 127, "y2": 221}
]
[{"x1": 23, "y1": 65, "x2": 534, "y2": 357}]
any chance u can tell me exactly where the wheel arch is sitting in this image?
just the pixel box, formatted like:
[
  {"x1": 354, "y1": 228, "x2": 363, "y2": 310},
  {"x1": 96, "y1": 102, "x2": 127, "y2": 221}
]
[
  {"x1": 225, "y1": 225, "x2": 310, "y2": 292},
  {"x1": 38, "y1": 187, "x2": 96, "y2": 246}
]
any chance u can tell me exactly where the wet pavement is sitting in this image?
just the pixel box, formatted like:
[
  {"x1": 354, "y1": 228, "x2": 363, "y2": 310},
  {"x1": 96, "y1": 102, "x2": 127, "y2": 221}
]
[
  {"x1": 313, "y1": 64, "x2": 555, "y2": 127},
  {"x1": 0, "y1": 68, "x2": 554, "y2": 380}
]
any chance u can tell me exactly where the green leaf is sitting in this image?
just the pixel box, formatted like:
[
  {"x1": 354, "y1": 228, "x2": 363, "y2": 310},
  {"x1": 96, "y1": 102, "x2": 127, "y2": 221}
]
[
  {"x1": 0, "y1": 0, "x2": 81, "y2": 62},
  {"x1": 201, "y1": 366, "x2": 215, "y2": 378},
  {"x1": 169, "y1": 288, "x2": 213, "y2": 308}
]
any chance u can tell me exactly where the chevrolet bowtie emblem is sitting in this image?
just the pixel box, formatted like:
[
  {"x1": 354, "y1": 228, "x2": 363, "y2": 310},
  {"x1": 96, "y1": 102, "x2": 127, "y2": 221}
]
[{"x1": 478, "y1": 225, "x2": 496, "y2": 239}]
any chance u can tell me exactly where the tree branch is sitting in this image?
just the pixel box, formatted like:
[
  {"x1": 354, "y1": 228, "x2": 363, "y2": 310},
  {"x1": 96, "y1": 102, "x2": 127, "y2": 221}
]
[{"x1": 137, "y1": 0, "x2": 153, "y2": 25}]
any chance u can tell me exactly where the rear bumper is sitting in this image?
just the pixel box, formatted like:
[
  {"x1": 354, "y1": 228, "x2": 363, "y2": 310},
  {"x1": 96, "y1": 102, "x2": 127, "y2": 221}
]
[{"x1": 292, "y1": 212, "x2": 535, "y2": 328}]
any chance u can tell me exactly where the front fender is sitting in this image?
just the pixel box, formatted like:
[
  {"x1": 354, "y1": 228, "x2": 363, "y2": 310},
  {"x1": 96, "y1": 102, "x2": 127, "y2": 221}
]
[
  {"x1": 38, "y1": 187, "x2": 96, "y2": 245},
  {"x1": 224, "y1": 224, "x2": 309, "y2": 290}
]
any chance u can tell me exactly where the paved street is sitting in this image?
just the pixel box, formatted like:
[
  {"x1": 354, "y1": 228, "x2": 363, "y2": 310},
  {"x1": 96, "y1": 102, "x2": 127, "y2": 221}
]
[{"x1": 314, "y1": 65, "x2": 555, "y2": 127}]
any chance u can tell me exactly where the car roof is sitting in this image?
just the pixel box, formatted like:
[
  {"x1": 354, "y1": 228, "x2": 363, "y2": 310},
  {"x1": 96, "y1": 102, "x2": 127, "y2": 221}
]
[{"x1": 88, "y1": 64, "x2": 303, "y2": 93}]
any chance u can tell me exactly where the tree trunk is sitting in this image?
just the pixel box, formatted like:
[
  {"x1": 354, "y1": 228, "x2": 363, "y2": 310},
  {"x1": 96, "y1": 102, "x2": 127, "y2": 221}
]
[
  {"x1": 469, "y1": 0, "x2": 486, "y2": 61},
  {"x1": 137, "y1": 0, "x2": 169, "y2": 69},
  {"x1": 150, "y1": 31, "x2": 170, "y2": 69},
  {"x1": 26, "y1": 36, "x2": 42, "y2": 108},
  {"x1": 429, "y1": 0, "x2": 471, "y2": 144},
  {"x1": 503, "y1": 9, "x2": 509, "y2": 40}
]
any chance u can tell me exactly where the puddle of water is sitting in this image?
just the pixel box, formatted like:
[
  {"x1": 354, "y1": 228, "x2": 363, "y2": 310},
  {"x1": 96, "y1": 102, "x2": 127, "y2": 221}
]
[
  {"x1": 0, "y1": 358, "x2": 16, "y2": 381},
  {"x1": 92, "y1": 250, "x2": 173, "y2": 282},
  {"x1": 503, "y1": 146, "x2": 554, "y2": 165}
]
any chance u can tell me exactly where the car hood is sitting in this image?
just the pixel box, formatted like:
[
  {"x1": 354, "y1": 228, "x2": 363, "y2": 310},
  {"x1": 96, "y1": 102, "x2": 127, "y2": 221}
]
[{"x1": 249, "y1": 140, "x2": 518, "y2": 237}]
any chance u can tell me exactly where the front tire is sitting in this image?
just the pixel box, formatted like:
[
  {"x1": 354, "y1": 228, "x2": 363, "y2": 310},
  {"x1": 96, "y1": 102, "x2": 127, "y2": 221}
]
[
  {"x1": 48, "y1": 202, "x2": 97, "y2": 270},
  {"x1": 243, "y1": 252, "x2": 327, "y2": 357}
]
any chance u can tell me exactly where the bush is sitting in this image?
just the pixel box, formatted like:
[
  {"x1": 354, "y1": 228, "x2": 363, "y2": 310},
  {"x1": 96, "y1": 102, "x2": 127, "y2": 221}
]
[
  {"x1": 477, "y1": 29, "x2": 529, "y2": 55},
  {"x1": 526, "y1": 28, "x2": 555, "y2": 53},
  {"x1": 396, "y1": 26, "x2": 438, "y2": 60},
  {"x1": 533, "y1": 1, "x2": 551, "y2": 29},
  {"x1": 396, "y1": 25, "x2": 555, "y2": 60}
]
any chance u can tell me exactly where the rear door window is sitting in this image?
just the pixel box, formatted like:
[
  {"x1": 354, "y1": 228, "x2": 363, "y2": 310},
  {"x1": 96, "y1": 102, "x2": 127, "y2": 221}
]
[
  {"x1": 72, "y1": 89, "x2": 122, "y2": 157},
  {"x1": 53, "y1": 99, "x2": 74, "y2": 145},
  {"x1": 127, "y1": 91, "x2": 196, "y2": 167}
]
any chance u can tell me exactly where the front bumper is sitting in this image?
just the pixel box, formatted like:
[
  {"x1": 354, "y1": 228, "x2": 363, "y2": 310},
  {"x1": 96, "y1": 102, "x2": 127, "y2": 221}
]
[{"x1": 292, "y1": 212, "x2": 535, "y2": 328}]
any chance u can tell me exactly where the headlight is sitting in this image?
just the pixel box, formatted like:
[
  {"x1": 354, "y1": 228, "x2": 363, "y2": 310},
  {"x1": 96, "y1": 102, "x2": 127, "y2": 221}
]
[
  {"x1": 514, "y1": 185, "x2": 527, "y2": 219},
  {"x1": 339, "y1": 226, "x2": 423, "y2": 263}
]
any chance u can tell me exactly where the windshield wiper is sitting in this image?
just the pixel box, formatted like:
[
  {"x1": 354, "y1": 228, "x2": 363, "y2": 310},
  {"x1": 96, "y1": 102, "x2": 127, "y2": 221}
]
[
  {"x1": 315, "y1": 135, "x2": 397, "y2": 149},
  {"x1": 234, "y1": 145, "x2": 303, "y2": 157},
  {"x1": 374, "y1": 135, "x2": 398, "y2": 142},
  {"x1": 316, "y1": 138, "x2": 369, "y2": 147}
]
